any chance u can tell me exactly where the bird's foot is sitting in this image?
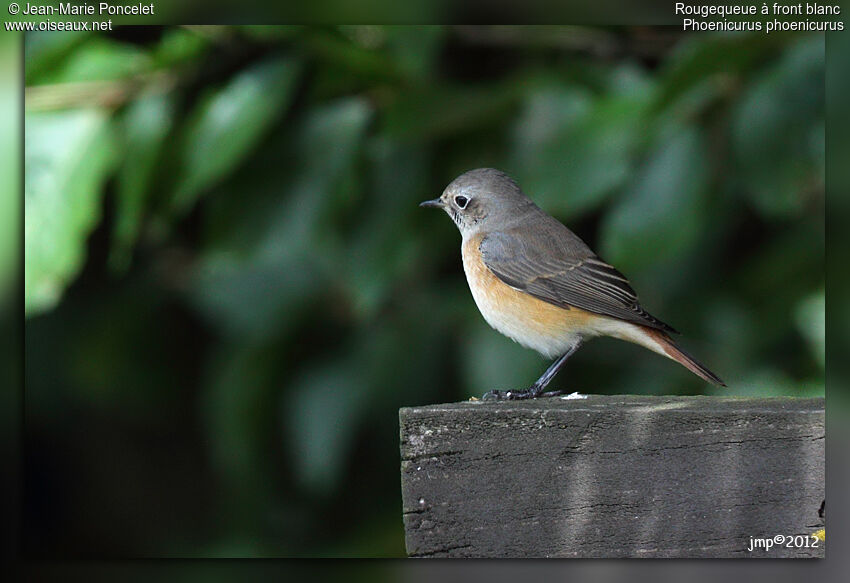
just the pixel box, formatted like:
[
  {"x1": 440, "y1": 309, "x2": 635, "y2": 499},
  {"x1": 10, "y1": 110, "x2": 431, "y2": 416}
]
[{"x1": 482, "y1": 386, "x2": 562, "y2": 401}]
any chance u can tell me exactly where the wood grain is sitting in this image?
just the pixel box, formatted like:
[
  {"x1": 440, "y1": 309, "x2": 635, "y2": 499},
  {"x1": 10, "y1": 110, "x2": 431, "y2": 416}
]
[{"x1": 400, "y1": 395, "x2": 824, "y2": 558}]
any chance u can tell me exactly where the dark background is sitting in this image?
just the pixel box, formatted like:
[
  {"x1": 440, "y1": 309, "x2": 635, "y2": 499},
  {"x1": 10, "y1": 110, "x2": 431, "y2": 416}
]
[{"x1": 23, "y1": 26, "x2": 824, "y2": 557}]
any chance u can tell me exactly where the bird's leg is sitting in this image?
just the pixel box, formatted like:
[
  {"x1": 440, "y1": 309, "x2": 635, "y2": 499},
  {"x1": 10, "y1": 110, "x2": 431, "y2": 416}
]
[
  {"x1": 530, "y1": 342, "x2": 583, "y2": 396},
  {"x1": 483, "y1": 340, "x2": 583, "y2": 400}
]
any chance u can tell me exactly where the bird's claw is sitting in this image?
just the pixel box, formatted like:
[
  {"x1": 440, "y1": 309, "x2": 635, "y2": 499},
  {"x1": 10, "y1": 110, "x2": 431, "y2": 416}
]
[
  {"x1": 481, "y1": 387, "x2": 563, "y2": 401},
  {"x1": 481, "y1": 389, "x2": 510, "y2": 400}
]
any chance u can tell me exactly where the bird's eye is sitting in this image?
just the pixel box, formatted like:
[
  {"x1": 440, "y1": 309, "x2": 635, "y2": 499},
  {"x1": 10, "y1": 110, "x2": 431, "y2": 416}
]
[{"x1": 454, "y1": 195, "x2": 469, "y2": 209}]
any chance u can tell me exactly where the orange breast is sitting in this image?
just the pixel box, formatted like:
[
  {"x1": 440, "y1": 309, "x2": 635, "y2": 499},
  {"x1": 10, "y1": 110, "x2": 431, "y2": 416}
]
[{"x1": 461, "y1": 234, "x2": 601, "y2": 358}]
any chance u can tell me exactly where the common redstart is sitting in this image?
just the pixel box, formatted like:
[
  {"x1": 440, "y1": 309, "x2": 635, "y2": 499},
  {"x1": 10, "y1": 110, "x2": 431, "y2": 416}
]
[{"x1": 421, "y1": 168, "x2": 725, "y2": 400}]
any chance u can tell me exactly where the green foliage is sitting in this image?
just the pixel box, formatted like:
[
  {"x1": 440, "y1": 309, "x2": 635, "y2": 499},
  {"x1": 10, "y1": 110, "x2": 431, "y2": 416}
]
[
  {"x1": 111, "y1": 91, "x2": 174, "y2": 270},
  {"x1": 171, "y1": 55, "x2": 302, "y2": 213},
  {"x1": 731, "y1": 35, "x2": 824, "y2": 216},
  {"x1": 25, "y1": 109, "x2": 115, "y2": 315},
  {"x1": 512, "y1": 84, "x2": 649, "y2": 219},
  {"x1": 601, "y1": 123, "x2": 709, "y2": 271},
  {"x1": 35, "y1": 37, "x2": 153, "y2": 85},
  {"x1": 0, "y1": 35, "x2": 20, "y2": 307},
  {"x1": 24, "y1": 27, "x2": 824, "y2": 558}
]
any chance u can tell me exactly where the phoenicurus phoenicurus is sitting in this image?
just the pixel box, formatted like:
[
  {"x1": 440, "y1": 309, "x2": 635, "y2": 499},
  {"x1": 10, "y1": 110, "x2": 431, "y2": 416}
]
[{"x1": 421, "y1": 168, "x2": 725, "y2": 400}]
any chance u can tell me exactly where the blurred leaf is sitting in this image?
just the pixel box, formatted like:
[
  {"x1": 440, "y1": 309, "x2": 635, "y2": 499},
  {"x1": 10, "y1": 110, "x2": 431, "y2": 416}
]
[
  {"x1": 462, "y1": 323, "x2": 544, "y2": 395},
  {"x1": 235, "y1": 25, "x2": 304, "y2": 41},
  {"x1": 246, "y1": 97, "x2": 373, "y2": 264},
  {"x1": 600, "y1": 124, "x2": 709, "y2": 272},
  {"x1": 714, "y1": 368, "x2": 823, "y2": 398},
  {"x1": 24, "y1": 31, "x2": 90, "y2": 84},
  {"x1": 381, "y1": 25, "x2": 445, "y2": 80},
  {"x1": 203, "y1": 343, "x2": 277, "y2": 503},
  {"x1": 192, "y1": 98, "x2": 372, "y2": 339},
  {"x1": 25, "y1": 109, "x2": 115, "y2": 316},
  {"x1": 0, "y1": 38, "x2": 20, "y2": 306},
  {"x1": 607, "y1": 61, "x2": 654, "y2": 98},
  {"x1": 33, "y1": 37, "x2": 152, "y2": 85},
  {"x1": 302, "y1": 26, "x2": 403, "y2": 83},
  {"x1": 342, "y1": 138, "x2": 428, "y2": 318},
  {"x1": 382, "y1": 83, "x2": 519, "y2": 140},
  {"x1": 151, "y1": 28, "x2": 210, "y2": 67},
  {"x1": 731, "y1": 36, "x2": 824, "y2": 217},
  {"x1": 512, "y1": 86, "x2": 592, "y2": 159},
  {"x1": 171, "y1": 55, "x2": 302, "y2": 214},
  {"x1": 795, "y1": 291, "x2": 825, "y2": 369},
  {"x1": 111, "y1": 92, "x2": 175, "y2": 271},
  {"x1": 309, "y1": 26, "x2": 444, "y2": 100},
  {"x1": 287, "y1": 360, "x2": 367, "y2": 496},
  {"x1": 734, "y1": 216, "x2": 823, "y2": 303},
  {"x1": 193, "y1": 258, "x2": 321, "y2": 339},
  {"x1": 656, "y1": 31, "x2": 784, "y2": 110},
  {"x1": 512, "y1": 88, "x2": 648, "y2": 218}
]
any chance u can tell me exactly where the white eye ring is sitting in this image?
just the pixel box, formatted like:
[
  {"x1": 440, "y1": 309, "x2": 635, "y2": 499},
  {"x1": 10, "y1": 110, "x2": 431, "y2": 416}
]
[{"x1": 454, "y1": 195, "x2": 469, "y2": 209}]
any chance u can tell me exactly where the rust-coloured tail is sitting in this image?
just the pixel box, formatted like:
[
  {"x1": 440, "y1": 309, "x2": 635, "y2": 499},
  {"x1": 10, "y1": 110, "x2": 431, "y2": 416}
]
[{"x1": 644, "y1": 328, "x2": 726, "y2": 386}]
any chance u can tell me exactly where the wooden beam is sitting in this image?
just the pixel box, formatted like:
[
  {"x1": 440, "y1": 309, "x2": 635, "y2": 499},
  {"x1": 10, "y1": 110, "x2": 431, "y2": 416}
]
[{"x1": 400, "y1": 395, "x2": 824, "y2": 558}]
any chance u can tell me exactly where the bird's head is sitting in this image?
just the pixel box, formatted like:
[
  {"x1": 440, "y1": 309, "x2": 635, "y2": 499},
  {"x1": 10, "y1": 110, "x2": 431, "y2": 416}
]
[{"x1": 419, "y1": 168, "x2": 534, "y2": 238}]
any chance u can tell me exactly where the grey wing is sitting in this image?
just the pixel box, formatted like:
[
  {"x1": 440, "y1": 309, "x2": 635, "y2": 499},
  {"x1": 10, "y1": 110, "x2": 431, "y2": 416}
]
[{"x1": 480, "y1": 225, "x2": 678, "y2": 334}]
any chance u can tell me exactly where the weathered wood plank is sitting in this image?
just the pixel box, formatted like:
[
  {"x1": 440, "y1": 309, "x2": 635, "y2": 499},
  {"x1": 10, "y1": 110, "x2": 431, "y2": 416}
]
[{"x1": 399, "y1": 395, "x2": 824, "y2": 558}]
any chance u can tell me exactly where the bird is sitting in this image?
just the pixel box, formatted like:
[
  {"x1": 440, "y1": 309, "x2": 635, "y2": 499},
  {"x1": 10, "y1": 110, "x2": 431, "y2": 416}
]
[{"x1": 420, "y1": 168, "x2": 725, "y2": 400}]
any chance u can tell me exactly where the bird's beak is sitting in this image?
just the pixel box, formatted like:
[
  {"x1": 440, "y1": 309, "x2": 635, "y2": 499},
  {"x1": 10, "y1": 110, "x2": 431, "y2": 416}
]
[{"x1": 419, "y1": 198, "x2": 443, "y2": 209}]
